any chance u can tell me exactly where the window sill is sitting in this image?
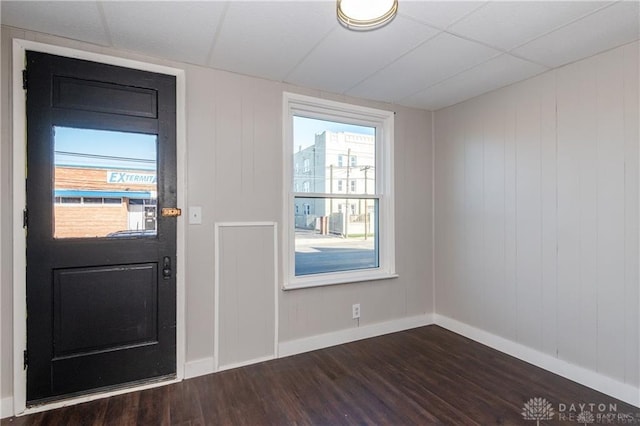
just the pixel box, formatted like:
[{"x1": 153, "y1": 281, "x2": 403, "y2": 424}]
[{"x1": 282, "y1": 270, "x2": 399, "y2": 291}]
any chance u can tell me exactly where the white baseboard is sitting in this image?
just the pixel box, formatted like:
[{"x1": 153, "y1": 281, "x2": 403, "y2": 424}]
[
  {"x1": 218, "y1": 355, "x2": 276, "y2": 373},
  {"x1": 434, "y1": 314, "x2": 640, "y2": 408},
  {"x1": 279, "y1": 313, "x2": 434, "y2": 358},
  {"x1": 2, "y1": 396, "x2": 14, "y2": 419},
  {"x1": 184, "y1": 357, "x2": 215, "y2": 379}
]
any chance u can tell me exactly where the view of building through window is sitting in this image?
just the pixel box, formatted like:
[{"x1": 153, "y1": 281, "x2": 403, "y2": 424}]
[
  {"x1": 53, "y1": 126, "x2": 158, "y2": 239},
  {"x1": 293, "y1": 116, "x2": 378, "y2": 276}
]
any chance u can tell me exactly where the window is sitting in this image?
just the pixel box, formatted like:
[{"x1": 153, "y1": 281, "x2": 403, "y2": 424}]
[
  {"x1": 60, "y1": 197, "x2": 81, "y2": 204},
  {"x1": 55, "y1": 196, "x2": 123, "y2": 206},
  {"x1": 303, "y1": 158, "x2": 310, "y2": 172},
  {"x1": 284, "y1": 92, "x2": 396, "y2": 289}
]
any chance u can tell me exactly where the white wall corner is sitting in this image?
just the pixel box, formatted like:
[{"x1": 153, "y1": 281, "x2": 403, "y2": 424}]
[
  {"x1": 184, "y1": 357, "x2": 216, "y2": 380},
  {"x1": 278, "y1": 313, "x2": 434, "y2": 358},
  {"x1": 433, "y1": 314, "x2": 640, "y2": 408},
  {"x1": 1, "y1": 397, "x2": 14, "y2": 419}
]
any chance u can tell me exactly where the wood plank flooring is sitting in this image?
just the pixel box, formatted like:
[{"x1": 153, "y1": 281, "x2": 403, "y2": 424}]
[{"x1": 3, "y1": 326, "x2": 638, "y2": 425}]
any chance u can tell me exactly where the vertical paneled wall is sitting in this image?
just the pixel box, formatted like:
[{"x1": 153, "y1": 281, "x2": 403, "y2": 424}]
[
  {"x1": 434, "y1": 41, "x2": 639, "y2": 387},
  {"x1": 216, "y1": 224, "x2": 276, "y2": 368}
]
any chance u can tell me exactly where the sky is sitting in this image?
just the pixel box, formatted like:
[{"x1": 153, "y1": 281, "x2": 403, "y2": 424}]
[
  {"x1": 54, "y1": 126, "x2": 156, "y2": 170},
  {"x1": 293, "y1": 116, "x2": 375, "y2": 149}
]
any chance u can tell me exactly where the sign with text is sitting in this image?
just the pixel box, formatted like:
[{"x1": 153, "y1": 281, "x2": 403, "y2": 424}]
[{"x1": 107, "y1": 171, "x2": 157, "y2": 184}]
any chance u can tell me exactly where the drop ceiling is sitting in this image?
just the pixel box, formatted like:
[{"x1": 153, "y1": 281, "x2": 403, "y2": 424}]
[{"x1": 2, "y1": 1, "x2": 639, "y2": 111}]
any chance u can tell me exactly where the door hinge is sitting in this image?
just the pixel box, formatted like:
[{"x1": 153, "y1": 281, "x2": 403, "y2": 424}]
[
  {"x1": 22, "y1": 69, "x2": 28, "y2": 90},
  {"x1": 23, "y1": 350, "x2": 28, "y2": 370},
  {"x1": 23, "y1": 208, "x2": 28, "y2": 229}
]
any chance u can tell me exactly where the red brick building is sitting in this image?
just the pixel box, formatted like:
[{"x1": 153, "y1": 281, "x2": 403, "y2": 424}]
[{"x1": 54, "y1": 166, "x2": 157, "y2": 238}]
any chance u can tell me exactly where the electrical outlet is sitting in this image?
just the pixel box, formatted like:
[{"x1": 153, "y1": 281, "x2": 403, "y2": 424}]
[{"x1": 352, "y1": 303, "x2": 360, "y2": 319}]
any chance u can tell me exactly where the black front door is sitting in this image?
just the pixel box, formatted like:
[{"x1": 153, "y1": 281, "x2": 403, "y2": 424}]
[{"x1": 25, "y1": 51, "x2": 177, "y2": 404}]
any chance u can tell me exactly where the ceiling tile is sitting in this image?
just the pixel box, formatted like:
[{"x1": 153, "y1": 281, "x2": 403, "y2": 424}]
[
  {"x1": 102, "y1": 1, "x2": 227, "y2": 66},
  {"x1": 399, "y1": 1, "x2": 488, "y2": 29},
  {"x1": 402, "y1": 54, "x2": 548, "y2": 111},
  {"x1": 1, "y1": 1, "x2": 109, "y2": 46},
  {"x1": 210, "y1": 2, "x2": 336, "y2": 82},
  {"x1": 512, "y1": 1, "x2": 640, "y2": 68},
  {"x1": 286, "y1": 16, "x2": 438, "y2": 94},
  {"x1": 347, "y1": 32, "x2": 500, "y2": 103},
  {"x1": 449, "y1": 1, "x2": 612, "y2": 51}
]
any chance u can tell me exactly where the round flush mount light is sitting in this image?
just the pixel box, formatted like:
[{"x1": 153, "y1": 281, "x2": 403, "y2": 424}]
[{"x1": 337, "y1": 0, "x2": 398, "y2": 31}]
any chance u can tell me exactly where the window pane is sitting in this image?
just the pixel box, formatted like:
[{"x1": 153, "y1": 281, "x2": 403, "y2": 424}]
[
  {"x1": 293, "y1": 116, "x2": 375, "y2": 195},
  {"x1": 294, "y1": 197, "x2": 378, "y2": 276},
  {"x1": 83, "y1": 197, "x2": 102, "y2": 204},
  {"x1": 60, "y1": 197, "x2": 81, "y2": 204},
  {"x1": 53, "y1": 126, "x2": 157, "y2": 239}
]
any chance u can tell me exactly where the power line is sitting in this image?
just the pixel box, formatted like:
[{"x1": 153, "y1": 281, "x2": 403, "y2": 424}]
[{"x1": 54, "y1": 151, "x2": 155, "y2": 164}]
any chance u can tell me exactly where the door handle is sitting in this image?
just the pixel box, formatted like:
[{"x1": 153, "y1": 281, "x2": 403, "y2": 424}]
[{"x1": 162, "y1": 256, "x2": 172, "y2": 279}]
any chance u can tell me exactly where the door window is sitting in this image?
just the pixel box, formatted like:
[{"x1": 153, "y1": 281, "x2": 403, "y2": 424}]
[{"x1": 53, "y1": 126, "x2": 157, "y2": 239}]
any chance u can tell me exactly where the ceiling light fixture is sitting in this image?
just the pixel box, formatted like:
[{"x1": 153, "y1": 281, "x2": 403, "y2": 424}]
[{"x1": 337, "y1": 0, "x2": 398, "y2": 31}]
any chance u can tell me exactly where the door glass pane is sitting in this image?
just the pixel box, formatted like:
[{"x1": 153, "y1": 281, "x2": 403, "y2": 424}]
[{"x1": 53, "y1": 126, "x2": 157, "y2": 239}]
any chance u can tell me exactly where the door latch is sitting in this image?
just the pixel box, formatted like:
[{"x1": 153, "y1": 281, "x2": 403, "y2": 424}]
[
  {"x1": 162, "y1": 256, "x2": 172, "y2": 279},
  {"x1": 161, "y1": 207, "x2": 182, "y2": 217}
]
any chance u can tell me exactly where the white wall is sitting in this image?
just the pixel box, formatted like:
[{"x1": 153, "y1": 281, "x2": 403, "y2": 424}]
[
  {"x1": 434, "y1": 41, "x2": 639, "y2": 396},
  {"x1": 216, "y1": 223, "x2": 277, "y2": 369},
  {"x1": 0, "y1": 25, "x2": 434, "y2": 410}
]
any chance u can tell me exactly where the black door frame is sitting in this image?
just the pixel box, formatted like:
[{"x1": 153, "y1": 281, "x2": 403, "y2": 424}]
[{"x1": 11, "y1": 39, "x2": 186, "y2": 415}]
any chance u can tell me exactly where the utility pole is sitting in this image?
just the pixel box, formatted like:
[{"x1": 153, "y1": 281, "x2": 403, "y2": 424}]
[
  {"x1": 360, "y1": 165, "x2": 371, "y2": 240},
  {"x1": 344, "y1": 148, "x2": 351, "y2": 238},
  {"x1": 329, "y1": 164, "x2": 334, "y2": 221}
]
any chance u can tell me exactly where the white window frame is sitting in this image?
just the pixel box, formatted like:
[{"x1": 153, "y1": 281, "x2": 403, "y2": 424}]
[{"x1": 282, "y1": 92, "x2": 396, "y2": 290}]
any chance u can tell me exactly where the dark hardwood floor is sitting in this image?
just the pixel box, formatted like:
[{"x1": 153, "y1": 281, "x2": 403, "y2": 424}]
[{"x1": 3, "y1": 326, "x2": 638, "y2": 425}]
